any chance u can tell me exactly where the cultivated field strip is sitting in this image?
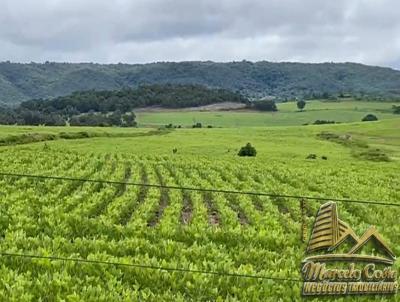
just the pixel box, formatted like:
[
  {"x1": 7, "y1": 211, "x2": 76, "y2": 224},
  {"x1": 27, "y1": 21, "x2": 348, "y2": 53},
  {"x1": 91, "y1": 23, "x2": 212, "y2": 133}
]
[{"x1": 0, "y1": 149, "x2": 398, "y2": 301}]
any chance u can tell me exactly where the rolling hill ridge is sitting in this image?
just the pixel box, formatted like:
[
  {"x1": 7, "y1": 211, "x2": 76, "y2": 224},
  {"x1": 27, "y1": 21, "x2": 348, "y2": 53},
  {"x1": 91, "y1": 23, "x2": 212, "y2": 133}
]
[{"x1": 1, "y1": 61, "x2": 400, "y2": 104}]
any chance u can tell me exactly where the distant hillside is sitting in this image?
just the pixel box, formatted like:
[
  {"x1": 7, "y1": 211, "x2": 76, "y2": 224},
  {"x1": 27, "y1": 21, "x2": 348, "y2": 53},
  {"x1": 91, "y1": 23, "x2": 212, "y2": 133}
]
[{"x1": 1, "y1": 61, "x2": 400, "y2": 104}]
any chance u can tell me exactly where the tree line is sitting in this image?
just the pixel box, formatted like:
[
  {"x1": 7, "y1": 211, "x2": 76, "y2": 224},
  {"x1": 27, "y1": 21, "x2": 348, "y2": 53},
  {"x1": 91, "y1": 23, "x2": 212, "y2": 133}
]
[
  {"x1": 0, "y1": 107, "x2": 137, "y2": 127},
  {"x1": 19, "y1": 84, "x2": 247, "y2": 114},
  {"x1": 0, "y1": 84, "x2": 248, "y2": 126}
]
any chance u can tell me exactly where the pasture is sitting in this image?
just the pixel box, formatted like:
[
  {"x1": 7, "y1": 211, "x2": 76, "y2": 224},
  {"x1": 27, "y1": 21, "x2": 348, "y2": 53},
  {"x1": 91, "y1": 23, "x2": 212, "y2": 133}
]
[{"x1": 136, "y1": 100, "x2": 399, "y2": 127}]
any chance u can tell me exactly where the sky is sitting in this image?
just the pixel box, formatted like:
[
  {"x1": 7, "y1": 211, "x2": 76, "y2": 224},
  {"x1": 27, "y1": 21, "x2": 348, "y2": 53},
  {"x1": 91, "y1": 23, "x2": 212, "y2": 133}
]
[{"x1": 1, "y1": 0, "x2": 399, "y2": 69}]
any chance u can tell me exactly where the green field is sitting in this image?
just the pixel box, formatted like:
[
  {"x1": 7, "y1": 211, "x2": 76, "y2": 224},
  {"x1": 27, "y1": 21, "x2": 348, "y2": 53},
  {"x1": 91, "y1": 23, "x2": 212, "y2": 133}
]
[
  {"x1": 136, "y1": 100, "x2": 399, "y2": 127},
  {"x1": 0, "y1": 116, "x2": 399, "y2": 301}
]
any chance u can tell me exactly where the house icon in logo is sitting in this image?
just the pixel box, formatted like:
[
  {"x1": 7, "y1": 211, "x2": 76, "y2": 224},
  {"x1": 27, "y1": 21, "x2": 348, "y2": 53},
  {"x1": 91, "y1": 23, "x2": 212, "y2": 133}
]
[{"x1": 304, "y1": 201, "x2": 396, "y2": 265}]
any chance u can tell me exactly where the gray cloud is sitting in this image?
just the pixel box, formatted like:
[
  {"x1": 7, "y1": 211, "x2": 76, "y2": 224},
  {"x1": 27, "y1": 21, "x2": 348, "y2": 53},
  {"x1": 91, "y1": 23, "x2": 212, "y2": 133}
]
[{"x1": 0, "y1": 0, "x2": 399, "y2": 69}]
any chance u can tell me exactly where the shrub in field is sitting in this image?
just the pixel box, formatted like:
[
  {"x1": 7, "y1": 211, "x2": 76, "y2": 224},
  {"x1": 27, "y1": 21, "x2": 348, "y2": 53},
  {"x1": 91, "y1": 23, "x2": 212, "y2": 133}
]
[
  {"x1": 238, "y1": 143, "x2": 257, "y2": 157},
  {"x1": 362, "y1": 114, "x2": 378, "y2": 121},
  {"x1": 317, "y1": 132, "x2": 368, "y2": 148},
  {"x1": 321, "y1": 155, "x2": 328, "y2": 160},
  {"x1": 354, "y1": 148, "x2": 390, "y2": 162},
  {"x1": 317, "y1": 132, "x2": 340, "y2": 140},
  {"x1": 166, "y1": 124, "x2": 182, "y2": 129},
  {"x1": 59, "y1": 131, "x2": 90, "y2": 139},
  {"x1": 313, "y1": 120, "x2": 335, "y2": 125},
  {"x1": 0, "y1": 133, "x2": 57, "y2": 146}
]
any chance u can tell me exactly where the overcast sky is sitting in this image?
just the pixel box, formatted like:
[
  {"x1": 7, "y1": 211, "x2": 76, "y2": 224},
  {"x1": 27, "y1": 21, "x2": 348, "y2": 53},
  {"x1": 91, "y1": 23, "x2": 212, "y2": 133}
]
[{"x1": 1, "y1": 0, "x2": 399, "y2": 69}]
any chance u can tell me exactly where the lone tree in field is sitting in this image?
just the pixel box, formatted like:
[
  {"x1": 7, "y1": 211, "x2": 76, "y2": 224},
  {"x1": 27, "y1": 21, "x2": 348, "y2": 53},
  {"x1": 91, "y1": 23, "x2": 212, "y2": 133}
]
[
  {"x1": 362, "y1": 114, "x2": 378, "y2": 122},
  {"x1": 297, "y1": 100, "x2": 306, "y2": 111},
  {"x1": 238, "y1": 143, "x2": 257, "y2": 157}
]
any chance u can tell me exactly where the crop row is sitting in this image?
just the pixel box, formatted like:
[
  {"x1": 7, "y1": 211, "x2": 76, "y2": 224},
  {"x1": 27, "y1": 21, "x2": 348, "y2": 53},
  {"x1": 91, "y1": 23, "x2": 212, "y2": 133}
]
[{"x1": 0, "y1": 149, "x2": 398, "y2": 301}]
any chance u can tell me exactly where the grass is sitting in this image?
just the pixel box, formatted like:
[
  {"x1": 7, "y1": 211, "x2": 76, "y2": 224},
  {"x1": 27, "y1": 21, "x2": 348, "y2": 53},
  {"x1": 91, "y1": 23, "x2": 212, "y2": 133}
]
[
  {"x1": 136, "y1": 100, "x2": 399, "y2": 127},
  {"x1": 2, "y1": 118, "x2": 399, "y2": 162},
  {"x1": 0, "y1": 125, "x2": 150, "y2": 138},
  {"x1": 0, "y1": 127, "x2": 172, "y2": 146}
]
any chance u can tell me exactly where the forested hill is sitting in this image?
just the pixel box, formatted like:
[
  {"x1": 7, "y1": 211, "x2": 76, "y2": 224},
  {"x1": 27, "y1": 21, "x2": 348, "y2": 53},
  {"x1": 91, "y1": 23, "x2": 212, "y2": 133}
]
[
  {"x1": 20, "y1": 84, "x2": 247, "y2": 113},
  {"x1": 1, "y1": 61, "x2": 400, "y2": 104},
  {"x1": 0, "y1": 84, "x2": 246, "y2": 126}
]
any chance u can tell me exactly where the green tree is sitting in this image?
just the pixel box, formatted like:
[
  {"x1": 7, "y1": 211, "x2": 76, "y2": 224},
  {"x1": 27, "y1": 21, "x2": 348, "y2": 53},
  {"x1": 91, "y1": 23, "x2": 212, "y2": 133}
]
[
  {"x1": 122, "y1": 112, "x2": 137, "y2": 127},
  {"x1": 252, "y1": 100, "x2": 277, "y2": 111},
  {"x1": 297, "y1": 100, "x2": 306, "y2": 111}
]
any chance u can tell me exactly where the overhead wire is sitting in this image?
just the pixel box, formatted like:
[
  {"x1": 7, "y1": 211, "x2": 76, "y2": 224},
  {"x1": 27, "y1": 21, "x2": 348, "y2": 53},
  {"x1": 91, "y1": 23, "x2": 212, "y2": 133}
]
[
  {"x1": 0, "y1": 171, "x2": 397, "y2": 283},
  {"x1": 0, "y1": 171, "x2": 398, "y2": 207},
  {"x1": 0, "y1": 252, "x2": 302, "y2": 283}
]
